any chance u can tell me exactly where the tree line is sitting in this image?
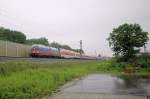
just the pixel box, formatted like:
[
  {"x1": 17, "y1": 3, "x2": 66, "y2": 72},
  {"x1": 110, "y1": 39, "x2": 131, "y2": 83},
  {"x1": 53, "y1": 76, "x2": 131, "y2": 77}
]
[
  {"x1": 49, "y1": 42, "x2": 84, "y2": 53},
  {"x1": 0, "y1": 27, "x2": 84, "y2": 53},
  {"x1": 0, "y1": 27, "x2": 26, "y2": 43}
]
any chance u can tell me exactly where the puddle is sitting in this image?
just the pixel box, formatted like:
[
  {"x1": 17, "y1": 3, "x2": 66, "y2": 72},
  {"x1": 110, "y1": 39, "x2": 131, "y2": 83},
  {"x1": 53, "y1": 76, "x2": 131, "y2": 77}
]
[{"x1": 63, "y1": 74, "x2": 150, "y2": 96}]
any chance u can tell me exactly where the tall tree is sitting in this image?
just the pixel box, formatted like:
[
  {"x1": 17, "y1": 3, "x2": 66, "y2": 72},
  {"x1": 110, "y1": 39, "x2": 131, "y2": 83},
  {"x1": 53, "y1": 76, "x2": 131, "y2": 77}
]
[{"x1": 107, "y1": 23, "x2": 149, "y2": 61}]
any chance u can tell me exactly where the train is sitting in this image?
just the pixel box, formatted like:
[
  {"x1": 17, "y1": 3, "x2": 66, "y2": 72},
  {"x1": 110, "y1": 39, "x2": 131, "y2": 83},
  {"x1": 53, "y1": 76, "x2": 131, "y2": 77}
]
[{"x1": 30, "y1": 44, "x2": 97, "y2": 59}]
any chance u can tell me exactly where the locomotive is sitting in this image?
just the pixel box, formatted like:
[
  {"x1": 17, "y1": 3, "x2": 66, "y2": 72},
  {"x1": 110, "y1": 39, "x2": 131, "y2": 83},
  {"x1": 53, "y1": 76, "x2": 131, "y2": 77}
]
[{"x1": 30, "y1": 44, "x2": 97, "y2": 59}]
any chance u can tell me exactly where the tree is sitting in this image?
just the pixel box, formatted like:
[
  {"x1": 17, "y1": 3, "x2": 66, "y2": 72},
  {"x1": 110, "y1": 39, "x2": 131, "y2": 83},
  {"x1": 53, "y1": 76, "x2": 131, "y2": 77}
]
[
  {"x1": 26, "y1": 37, "x2": 49, "y2": 46},
  {"x1": 12, "y1": 30, "x2": 26, "y2": 43},
  {"x1": 0, "y1": 27, "x2": 26, "y2": 43},
  {"x1": 107, "y1": 23, "x2": 149, "y2": 61}
]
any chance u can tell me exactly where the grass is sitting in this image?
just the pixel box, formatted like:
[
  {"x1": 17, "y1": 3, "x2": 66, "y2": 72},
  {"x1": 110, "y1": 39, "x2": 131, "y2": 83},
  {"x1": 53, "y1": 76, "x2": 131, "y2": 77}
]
[
  {"x1": 0, "y1": 58, "x2": 150, "y2": 99},
  {"x1": 0, "y1": 60, "x2": 115, "y2": 99}
]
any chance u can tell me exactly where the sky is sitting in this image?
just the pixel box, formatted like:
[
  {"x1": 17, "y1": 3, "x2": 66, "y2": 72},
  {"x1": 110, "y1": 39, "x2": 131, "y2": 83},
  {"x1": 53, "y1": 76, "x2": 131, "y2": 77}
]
[{"x1": 0, "y1": 0, "x2": 150, "y2": 56}]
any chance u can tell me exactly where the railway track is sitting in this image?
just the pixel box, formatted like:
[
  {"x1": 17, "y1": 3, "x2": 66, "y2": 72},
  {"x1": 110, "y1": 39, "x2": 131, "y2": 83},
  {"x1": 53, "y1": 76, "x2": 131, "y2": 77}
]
[{"x1": 0, "y1": 57, "x2": 97, "y2": 63}]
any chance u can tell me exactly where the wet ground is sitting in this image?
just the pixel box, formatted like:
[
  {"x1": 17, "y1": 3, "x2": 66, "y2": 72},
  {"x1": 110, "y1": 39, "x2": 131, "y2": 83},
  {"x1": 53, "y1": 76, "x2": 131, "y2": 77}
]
[{"x1": 48, "y1": 74, "x2": 150, "y2": 99}]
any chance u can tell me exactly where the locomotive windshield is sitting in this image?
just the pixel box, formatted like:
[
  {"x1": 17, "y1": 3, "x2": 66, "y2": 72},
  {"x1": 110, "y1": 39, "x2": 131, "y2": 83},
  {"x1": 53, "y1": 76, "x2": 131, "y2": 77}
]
[
  {"x1": 31, "y1": 45, "x2": 49, "y2": 50},
  {"x1": 31, "y1": 46, "x2": 39, "y2": 50}
]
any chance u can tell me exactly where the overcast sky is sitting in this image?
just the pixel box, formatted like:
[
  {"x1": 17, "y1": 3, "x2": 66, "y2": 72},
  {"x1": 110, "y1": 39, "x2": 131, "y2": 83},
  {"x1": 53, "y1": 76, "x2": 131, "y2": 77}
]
[{"x1": 0, "y1": 0, "x2": 150, "y2": 56}]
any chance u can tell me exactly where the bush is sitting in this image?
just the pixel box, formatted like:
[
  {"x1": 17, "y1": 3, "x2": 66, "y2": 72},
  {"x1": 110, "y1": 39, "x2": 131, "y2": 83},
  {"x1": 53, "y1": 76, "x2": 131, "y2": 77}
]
[
  {"x1": 137, "y1": 55, "x2": 150, "y2": 68},
  {"x1": 111, "y1": 62, "x2": 127, "y2": 70}
]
